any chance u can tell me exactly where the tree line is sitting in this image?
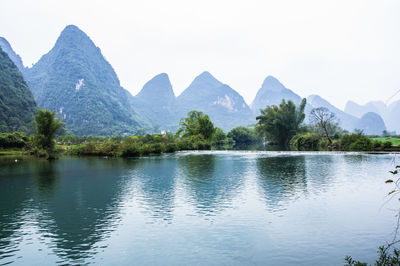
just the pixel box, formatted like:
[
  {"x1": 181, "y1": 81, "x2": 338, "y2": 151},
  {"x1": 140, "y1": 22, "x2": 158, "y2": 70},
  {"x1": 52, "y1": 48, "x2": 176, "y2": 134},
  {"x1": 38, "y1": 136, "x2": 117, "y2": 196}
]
[{"x1": 0, "y1": 99, "x2": 396, "y2": 158}]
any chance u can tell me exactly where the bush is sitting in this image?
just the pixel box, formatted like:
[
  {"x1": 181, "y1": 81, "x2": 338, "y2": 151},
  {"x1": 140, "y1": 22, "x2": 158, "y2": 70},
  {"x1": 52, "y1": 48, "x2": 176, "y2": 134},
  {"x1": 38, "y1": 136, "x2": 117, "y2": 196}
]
[
  {"x1": 339, "y1": 133, "x2": 373, "y2": 151},
  {"x1": 149, "y1": 143, "x2": 164, "y2": 154},
  {"x1": 290, "y1": 133, "x2": 323, "y2": 151},
  {"x1": 165, "y1": 143, "x2": 177, "y2": 153},
  {"x1": 96, "y1": 141, "x2": 120, "y2": 157},
  {"x1": 349, "y1": 138, "x2": 373, "y2": 152},
  {"x1": 177, "y1": 139, "x2": 195, "y2": 150},
  {"x1": 139, "y1": 144, "x2": 152, "y2": 155},
  {"x1": 121, "y1": 142, "x2": 141, "y2": 157},
  {"x1": 194, "y1": 140, "x2": 211, "y2": 150},
  {"x1": 372, "y1": 140, "x2": 381, "y2": 149},
  {"x1": 0, "y1": 132, "x2": 29, "y2": 149},
  {"x1": 383, "y1": 141, "x2": 393, "y2": 149}
]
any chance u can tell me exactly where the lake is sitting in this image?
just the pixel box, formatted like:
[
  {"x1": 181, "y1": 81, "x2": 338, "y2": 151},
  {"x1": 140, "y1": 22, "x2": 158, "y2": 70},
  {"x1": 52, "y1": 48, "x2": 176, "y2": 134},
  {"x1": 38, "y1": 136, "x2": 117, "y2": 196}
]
[{"x1": 0, "y1": 151, "x2": 399, "y2": 265}]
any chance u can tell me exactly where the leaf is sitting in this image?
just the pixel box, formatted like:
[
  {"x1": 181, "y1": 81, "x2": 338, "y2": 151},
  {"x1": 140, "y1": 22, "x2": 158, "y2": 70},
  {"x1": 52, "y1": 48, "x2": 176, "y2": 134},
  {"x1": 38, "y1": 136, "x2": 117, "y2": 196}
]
[
  {"x1": 386, "y1": 179, "x2": 394, "y2": 183},
  {"x1": 396, "y1": 165, "x2": 400, "y2": 169},
  {"x1": 389, "y1": 170, "x2": 398, "y2": 175},
  {"x1": 388, "y1": 190, "x2": 396, "y2": 195}
]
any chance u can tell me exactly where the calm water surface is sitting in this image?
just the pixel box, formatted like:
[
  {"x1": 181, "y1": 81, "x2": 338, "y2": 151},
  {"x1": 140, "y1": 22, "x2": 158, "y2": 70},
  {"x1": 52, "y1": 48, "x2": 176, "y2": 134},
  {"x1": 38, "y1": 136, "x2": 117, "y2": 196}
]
[{"x1": 0, "y1": 151, "x2": 399, "y2": 265}]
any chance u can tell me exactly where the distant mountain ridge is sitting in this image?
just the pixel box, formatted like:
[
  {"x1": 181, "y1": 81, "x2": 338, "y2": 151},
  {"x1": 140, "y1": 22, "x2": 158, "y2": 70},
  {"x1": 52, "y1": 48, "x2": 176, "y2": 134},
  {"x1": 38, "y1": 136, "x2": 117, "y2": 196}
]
[
  {"x1": 307, "y1": 94, "x2": 360, "y2": 131},
  {"x1": 345, "y1": 99, "x2": 399, "y2": 132},
  {"x1": 345, "y1": 100, "x2": 386, "y2": 118},
  {"x1": 0, "y1": 25, "x2": 395, "y2": 135},
  {"x1": 356, "y1": 112, "x2": 386, "y2": 135}
]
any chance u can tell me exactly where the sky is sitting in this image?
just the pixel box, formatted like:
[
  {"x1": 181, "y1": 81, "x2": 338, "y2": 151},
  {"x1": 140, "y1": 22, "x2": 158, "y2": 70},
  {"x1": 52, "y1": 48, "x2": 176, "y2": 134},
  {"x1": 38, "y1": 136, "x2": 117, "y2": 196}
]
[{"x1": 1, "y1": 0, "x2": 400, "y2": 110}]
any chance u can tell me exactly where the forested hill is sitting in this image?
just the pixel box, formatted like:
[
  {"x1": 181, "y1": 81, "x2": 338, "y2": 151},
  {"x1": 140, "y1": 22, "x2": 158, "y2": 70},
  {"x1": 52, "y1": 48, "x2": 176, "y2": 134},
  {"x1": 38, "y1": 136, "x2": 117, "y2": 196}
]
[
  {"x1": 24, "y1": 25, "x2": 151, "y2": 136},
  {"x1": 0, "y1": 46, "x2": 36, "y2": 132}
]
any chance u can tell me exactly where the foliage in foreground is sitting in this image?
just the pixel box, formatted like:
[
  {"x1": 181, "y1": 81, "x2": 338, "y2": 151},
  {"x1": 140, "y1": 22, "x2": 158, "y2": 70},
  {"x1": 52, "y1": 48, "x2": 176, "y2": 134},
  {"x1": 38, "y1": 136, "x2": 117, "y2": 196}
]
[
  {"x1": 345, "y1": 246, "x2": 400, "y2": 266},
  {"x1": 345, "y1": 165, "x2": 400, "y2": 265}
]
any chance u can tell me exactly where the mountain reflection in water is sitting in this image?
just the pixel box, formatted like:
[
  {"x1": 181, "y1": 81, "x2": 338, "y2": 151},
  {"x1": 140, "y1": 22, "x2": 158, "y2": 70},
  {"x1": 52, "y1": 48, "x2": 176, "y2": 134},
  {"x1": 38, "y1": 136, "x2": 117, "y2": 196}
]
[{"x1": 0, "y1": 152, "x2": 397, "y2": 265}]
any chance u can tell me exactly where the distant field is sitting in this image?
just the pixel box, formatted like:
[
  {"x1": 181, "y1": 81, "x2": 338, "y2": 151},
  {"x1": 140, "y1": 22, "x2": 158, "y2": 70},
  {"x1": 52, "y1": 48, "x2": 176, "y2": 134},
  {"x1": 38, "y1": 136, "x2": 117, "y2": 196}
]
[{"x1": 372, "y1": 138, "x2": 400, "y2": 146}]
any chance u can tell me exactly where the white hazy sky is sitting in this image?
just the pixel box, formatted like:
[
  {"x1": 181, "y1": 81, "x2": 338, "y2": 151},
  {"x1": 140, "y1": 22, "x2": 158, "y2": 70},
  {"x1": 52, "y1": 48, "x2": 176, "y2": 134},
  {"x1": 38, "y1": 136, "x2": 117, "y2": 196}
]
[{"x1": 1, "y1": 0, "x2": 400, "y2": 109}]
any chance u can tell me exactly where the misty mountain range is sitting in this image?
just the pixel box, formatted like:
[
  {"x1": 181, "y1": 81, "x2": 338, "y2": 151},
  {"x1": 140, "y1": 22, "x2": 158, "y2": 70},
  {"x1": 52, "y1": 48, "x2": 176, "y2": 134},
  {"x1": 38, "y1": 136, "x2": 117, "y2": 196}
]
[{"x1": 1, "y1": 25, "x2": 398, "y2": 135}]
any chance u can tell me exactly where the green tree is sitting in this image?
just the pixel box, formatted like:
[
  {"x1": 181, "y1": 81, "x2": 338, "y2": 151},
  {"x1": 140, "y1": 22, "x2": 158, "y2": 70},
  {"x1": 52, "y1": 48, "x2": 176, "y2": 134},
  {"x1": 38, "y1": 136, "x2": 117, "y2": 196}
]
[
  {"x1": 177, "y1": 110, "x2": 215, "y2": 141},
  {"x1": 212, "y1": 127, "x2": 234, "y2": 150},
  {"x1": 256, "y1": 99, "x2": 307, "y2": 149},
  {"x1": 339, "y1": 133, "x2": 373, "y2": 151},
  {"x1": 34, "y1": 109, "x2": 64, "y2": 154},
  {"x1": 227, "y1": 126, "x2": 260, "y2": 150}
]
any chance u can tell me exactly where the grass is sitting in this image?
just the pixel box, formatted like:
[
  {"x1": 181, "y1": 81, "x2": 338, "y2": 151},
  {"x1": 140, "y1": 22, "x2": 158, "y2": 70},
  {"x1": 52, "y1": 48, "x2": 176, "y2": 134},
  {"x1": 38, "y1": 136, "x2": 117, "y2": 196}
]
[
  {"x1": 0, "y1": 149, "x2": 27, "y2": 156},
  {"x1": 372, "y1": 138, "x2": 400, "y2": 146}
]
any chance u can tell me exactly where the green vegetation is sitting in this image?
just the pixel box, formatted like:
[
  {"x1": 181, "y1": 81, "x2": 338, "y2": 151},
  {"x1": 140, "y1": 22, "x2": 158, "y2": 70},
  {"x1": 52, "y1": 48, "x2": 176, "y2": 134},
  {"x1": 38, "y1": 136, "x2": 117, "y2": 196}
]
[
  {"x1": 212, "y1": 127, "x2": 234, "y2": 150},
  {"x1": 68, "y1": 134, "x2": 178, "y2": 157},
  {"x1": 256, "y1": 99, "x2": 307, "y2": 150},
  {"x1": 290, "y1": 132, "x2": 396, "y2": 152},
  {"x1": 372, "y1": 138, "x2": 400, "y2": 146},
  {"x1": 290, "y1": 133, "x2": 329, "y2": 151},
  {"x1": 227, "y1": 126, "x2": 262, "y2": 150},
  {"x1": 339, "y1": 133, "x2": 373, "y2": 151},
  {"x1": 345, "y1": 246, "x2": 400, "y2": 265},
  {"x1": 1, "y1": 104, "x2": 397, "y2": 157},
  {"x1": 0, "y1": 132, "x2": 29, "y2": 149},
  {"x1": 62, "y1": 111, "x2": 235, "y2": 157},
  {"x1": 0, "y1": 46, "x2": 36, "y2": 133},
  {"x1": 177, "y1": 110, "x2": 216, "y2": 141},
  {"x1": 0, "y1": 132, "x2": 31, "y2": 156},
  {"x1": 33, "y1": 109, "x2": 65, "y2": 158}
]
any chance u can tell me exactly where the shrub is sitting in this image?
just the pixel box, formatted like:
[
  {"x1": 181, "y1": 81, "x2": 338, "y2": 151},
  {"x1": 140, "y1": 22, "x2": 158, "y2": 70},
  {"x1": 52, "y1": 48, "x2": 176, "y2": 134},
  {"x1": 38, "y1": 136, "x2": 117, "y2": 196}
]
[
  {"x1": 372, "y1": 140, "x2": 381, "y2": 149},
  {"x1": 121, "y1": 142, "x2": 141, "y2": 157},
  {"x1": 96, "y1": 141, "x2": 120, "y2": 157},
  {"x1": 383, "y1": 141, "x2": 393, "y2": 149},
  {"x1": 165, "y1": 143, "x2": 177, "y2": 153},
  {"x1": 0, "y1": 132, "x2": 29, "y2": 149},
  {"x1": 339, "y1": 133, "x2": 373, "y2": 151},
  {"x1": 349, "y1": 138, "x2": 373, "y2": 151},
  {"x1": 177, "y1": 139, "x2": 195, "y2": 150},
  {"x1": 150, "y1": 143, "x2": 164, "y2": 154},
  {"x1": 290, "y1": 133, "x2": 323, "y2": 151},
  {"x1": 139, "y1": 144, "x2": 152, "y2": 155}
]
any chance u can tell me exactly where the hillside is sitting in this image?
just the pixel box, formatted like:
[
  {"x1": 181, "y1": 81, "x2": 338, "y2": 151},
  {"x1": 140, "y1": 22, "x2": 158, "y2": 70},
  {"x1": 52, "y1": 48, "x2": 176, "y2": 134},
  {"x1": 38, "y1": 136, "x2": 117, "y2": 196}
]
[{"x1": 0, "y1": 47, "x2": 36, "y2": 132}]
